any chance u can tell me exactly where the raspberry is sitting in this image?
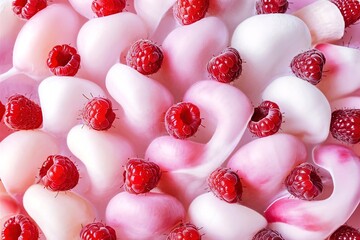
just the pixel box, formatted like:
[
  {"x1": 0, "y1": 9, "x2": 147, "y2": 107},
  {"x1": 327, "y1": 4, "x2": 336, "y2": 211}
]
[
  {"x1": 80, "y1": 222, "x2": 117, "y2": 240},
  {"x1": 173, "y1": 0, "x2": 209, "y2": 25},
  {"x1": 12, "y1": 0, "x2": 47, "y2": 20},
  {"x1": 4, "y1": 94, "x2": 43, "y2": 131},
  {"x1": 207, "y1": 47, "x2": 243, "y2": 83},
  {"x1": 331, "y1": 0, "x2": 360, "y2": 28},
  {"x1": 248, "y1": 100, "x2": 282, "y2": 138},
  {"x1": 91, "y1": 0, "x2": 126, "y2": 17},
  {"x1": 330, "y1": 109, "x2": 360, "y2": 144},
  {"x1": 46, "y1": 44, "x2": 81, "y2": 76},
  {"x1": 0, "y1": 101, "x2": 5, "y2": 121},
  {"x1": 255, "y1": 0, "x2": 289, "y2": 14},
  {"x1": 290, "y1": 49, "x2": 326, "y2": 85},
  {"x1": 207, "y1": 167, "x2": 243, "y2": 203},
  {"x1": 126, "y1": 39, "x2": 164, "y2": 75},
  {"x1": 39, "y1": 155, "x2": 80, "y2": 191},
  {"x1": 252, "y1": 228, "x2": 285, "y2": 240},
  {"x1": 285, "y1": 162, "x2": 323, "y2": 201},
  {"x1": 1, "y1": 214, "x2": 39, "y2": 240},
  {"x1": 167, "y1": 223, "x2": 202, "y2": 240},
  {"x1": 164, "y1": 102, "x2": 202, "y2": 140},
  {"x1": 123, "y1": 158, "x2": 161, "y2": 194},
  {"x1": 82, "y1": 97, "x2": 116, "y2": 131},
  {"x1": 328, "y1": 225, "x2": 360, "y2": 240}
]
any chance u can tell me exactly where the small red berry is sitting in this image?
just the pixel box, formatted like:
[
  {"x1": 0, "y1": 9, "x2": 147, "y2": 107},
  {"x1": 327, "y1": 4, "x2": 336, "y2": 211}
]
[
  {"x1": 164, "y1": 102, "x2": 202, "y2": 140},
  {"x1": 12, "y1": 0, "x2": 47, "y2": 20},
  {"x1": 4, "y1": 94, "x2": 43, "y2": 130},
  {"x1": 285, "y1": 162, "x2": 323, "y2": 201},
  {"x1": 253, "y1": 228, "x2": 285, "y2": 240},
  {"x1": 255, "y1": 0, "x2": 289, "y2": 14},
  {"x1": 207, "y1": 167, "x2": 243, "y2": 203},
  {"x1": 248, "y1": 100, "x2": 282, "y2": 138},
  {"x1": 47, "y1": 44, "x2": 81, "y2": 76},
  {"x1": 331, "y1": 0, "x2": 360, "y2": 28},
  {"x1": 173, "y1": 0, "x2": 209, "y2": 25},
  {"x1": 80, "y1": 222, "x2": 117, "y2": 240},
  {"x1": 39, "y1": 155, "x2": 79, "y2": 191},
  {"x1": 167, "y1": 223, "x2": 202, "y2": 240},
  {"x1": 123, "y1": 158, "x2": 161, "y2": 194},
  {"x1": 207, "y1": 47, "x2": 243, "y2": 83},
  {"x1": 126, "y1": 39, "x2": 164, "y2": 75},
  {"x1": 330, "y1": 109, "x2": 360, "y2": 144},
  {"x1": 328, "y1": 225, "x2": 360, "y2": 240},
  {"x1": 0, "y1": 101, "x2": 5, "y2": 121},
  {"x1": 82, "y1": 97, "x2": 116, "y2": 131},
  {"x1": 91, "y1": 0, "x2": 126, "y2": 17},
  {"x1": 290, "y1": 49, "x2": 326, "y2": 85},
  {"x1": 1, "y1": 214, "x2": 39, "y2": 240}
]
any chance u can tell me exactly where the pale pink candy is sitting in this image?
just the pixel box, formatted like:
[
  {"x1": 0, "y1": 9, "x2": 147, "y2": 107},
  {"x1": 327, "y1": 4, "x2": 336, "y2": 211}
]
[
  {"x1": 0, "y1": 194, "x2": 21, "y2": 220},
  {"x1": 316, "y1": 43, "x2": 360, "y2": 101},
  {"x1": 265, "y1": 144, "x2": 360, "y2": 240},
  {"x1": 23, "y1": 184, "x2": 96, "y2": 240},
  {"x1": 76, "y1": 12, "x2": 148, "y2": 87},
  {"x1": 0, "y1": 130, "x2": 59, "y2": 199},
  {"x1": 231, "y1": 14, "x2": 311, "y2": 102},
  {"x1": 188, "y1": 192, "x2": 267, "y2": 240},
  {"x1": 159, "y1": 17, "x2": 229, "y2": 100},
  {"x1": 38, "y1": 76, "x2": 106, "y2": 135},
  {"x1": 262, "y1": 76, "x2": 331, "y2": 144},
  {"x1": 106, "y1": 191, "x2": 185, "y2": 239},
  {"x1": 227, "y1": 134, "x2": 307, "y2": 212}
]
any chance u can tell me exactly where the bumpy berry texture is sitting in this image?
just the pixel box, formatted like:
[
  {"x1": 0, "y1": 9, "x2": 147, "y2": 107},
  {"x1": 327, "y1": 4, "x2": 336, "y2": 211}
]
[
  {"x1": 207, "y1": 167, "x2": 243, "y2": 203},
  {"x1": 330, "y1": 109, "x2": 360, "y2": 144},
  {"x1": 256, "y1": 0, "x2": 289, "y2": 14},
  {"x1": 1, "y1": 214, "x2": 39, "y2": 240},
  {"x1": 252, "y1": 228, "x2": 285, "y2": 240},
  {"x1": 285, "y1": 162, "x2": 323, "y2": 201},
  {"x1": 80, "y1": 222, "x2": 117, "y2": 240},
  {"x1": 290, "y1": 49, "x2": 326, "y2": 85},
  {"x1": 123, "y1": 158, "x2": 161, "y2": 194},
  {"x1": 248, "y1": 100, "x2": 282, "y2": 137},
  {"x1": 165, "y1": 102, "x2": 202, "y2": 140},
  {"x1": 47, "y1": 44, "x2": 81, "y2": 76},
  {"x1": 39, "y1": 155, "x2": 79, "y2": 191},
  {"x1": 0, "y1": 101, "x2": 5, "y2": 121},
  {"x1": 12, "y1": 0, "x2": 47, "y2": 20},
  {"x1": 126, "y1": 39, "x2": 164, "y2": 75},
  {"x1": 328, "y1": 225, "x2": 360, "y2": 240},
  {"x1": 331, "y1": 0, "x2": 360, "y2": 28},
  {"x1": 4, "y1": 94, "x2": 43, "y2": 130},
  {"x1": 82, "y1": 97, "x2": 116, "y2": 131},
  {"x1": 91, "y1": 0, "x2": 126, "y2": 17},
  {"x1": 167, "y1": 223, "x2": 202, "y2": 240},
  {"x1": 173, "y1": 0, "x2": 209, "y2": 25},
  {"x1": 207, "y1": 47, "x2": 243, "y2": 83}
]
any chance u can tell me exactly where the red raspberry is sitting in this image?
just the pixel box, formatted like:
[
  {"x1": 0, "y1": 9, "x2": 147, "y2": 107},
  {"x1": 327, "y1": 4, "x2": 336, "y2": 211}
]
[
  {"x1": 253, "y1": 228, "x2": 285, "y2": 240},
  {"x1": 12, "y1": 0, "x2": 47, "y2": 20},
  {"x1": 39, "y1": 155, "x2": 79, "y2": 191},
  {"x1": 331, "y1": 0, "x2": 360, "y2": 28},
  {"x1": 173, "y1": 0, "x2": 209, "y2": 25},
  {"x1": 47, "y1": 44, "x2": 81, "y2": 76},
  {"x1": 0, "y1": 101, "x2": 5, "y2": 121},
  {"x1": 91, "y1": 0, "x2": 126, "y2": 17},
  {"x1": 4, "y1": 94, "x2": 43, "y2": 131},
  {"x1": 123, "y1": 158, "x2": 161, "y2": 194},
  {"x1": 80, "y1": 222, "x2": 117, "y2": 240},
  {"x1": 285, "y1": 163, "x2": 323, "y2": 201},
  {"x1": 1, "y1": 214, "x2": 39, "y2": 240},
  {"x1": 328, "y1": 225, "x2": 360, "y2": 240},
  {"x1": 167, "y1": 223, "x2": 202, "y2": 240},
  {"x1": 248, "y1": 100, "x2": 282, "y2": 138},
  {"x1": 82, "y1": 97, "x2": 116, "y2": 131},
  {"x1": 290, "y1": 49, "x2": 326, "y2": 85},
  {"x1": 126, "y1": 39, "x2": 164, "y2": 75},
  {"x1": 330, "y1": 109, "x2": 360, "y2": 144},
  {"x1": 207, "y1": 47, "x2": 243, "y2": 83},
  {"x1": 164, "y1": 102, "x2": 202, "y2": 140},
  {"x1": 255, "y1": 0, "x2": 289, "y2": 14},
  {"x1": 207, "y1": 167, "x2": 243, "y2": 203}
]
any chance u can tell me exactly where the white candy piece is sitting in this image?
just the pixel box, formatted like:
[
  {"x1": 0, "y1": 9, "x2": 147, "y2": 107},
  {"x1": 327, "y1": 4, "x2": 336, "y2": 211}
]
[{"x1": 67, "y1": 0, "x2": 94, "y2": 19}]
